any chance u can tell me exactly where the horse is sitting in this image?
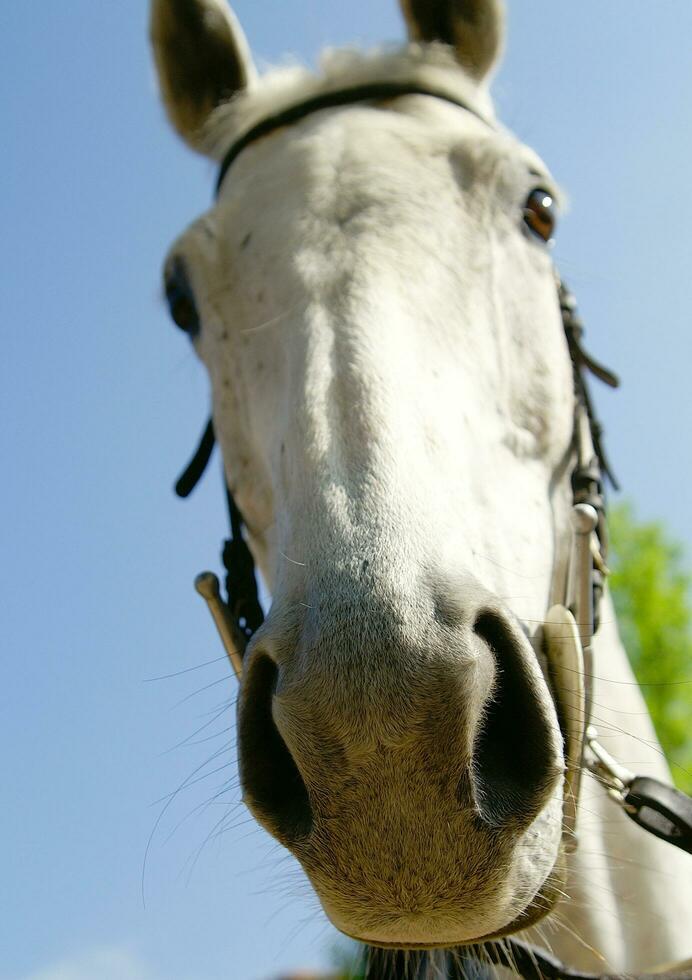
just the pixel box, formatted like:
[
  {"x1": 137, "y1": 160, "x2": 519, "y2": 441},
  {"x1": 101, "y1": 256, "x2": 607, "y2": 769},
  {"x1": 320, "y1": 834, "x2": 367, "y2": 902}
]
[{"x1": 149, "y1": 0, "x2": 692, "y2": 975}]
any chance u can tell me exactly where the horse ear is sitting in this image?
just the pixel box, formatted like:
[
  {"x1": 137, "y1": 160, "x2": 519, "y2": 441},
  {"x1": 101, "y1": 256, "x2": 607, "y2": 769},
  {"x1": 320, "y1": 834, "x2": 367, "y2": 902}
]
[
  {"x1": 399, "y1": 0, "x2": 505, "y2": 81},
  {"x1": 150, "y1": 0, "x2": 256, "y2": 152}
]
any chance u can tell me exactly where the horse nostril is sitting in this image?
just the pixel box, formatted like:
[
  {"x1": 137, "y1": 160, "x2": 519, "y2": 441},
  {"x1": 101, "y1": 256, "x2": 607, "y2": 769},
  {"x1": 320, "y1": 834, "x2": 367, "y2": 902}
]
[
  {"x1": 238, "y1": 653, "x2": 313, "y2": 844},
  {"x1": 469, "y1": 612, "x2": 560, "y2": 829}
]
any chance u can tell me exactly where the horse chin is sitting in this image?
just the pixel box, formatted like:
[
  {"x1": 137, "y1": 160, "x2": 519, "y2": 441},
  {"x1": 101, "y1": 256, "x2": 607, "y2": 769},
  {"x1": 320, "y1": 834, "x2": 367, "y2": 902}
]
[
  {"x1": 329, "y1": 855, "x2": 566, "y2": 951},
  {"x1": 239, "y1": 597, "x2": 570, "y2": 954},
  {"x1": 465, "y1": 853, "x2": 568, "y2": 948},
  {"x1": 334, "y1": 669, "x2": 570, "y2": 952},
  {"x1": 304, "y1": 797, "x2": 566, "y2": 950}
]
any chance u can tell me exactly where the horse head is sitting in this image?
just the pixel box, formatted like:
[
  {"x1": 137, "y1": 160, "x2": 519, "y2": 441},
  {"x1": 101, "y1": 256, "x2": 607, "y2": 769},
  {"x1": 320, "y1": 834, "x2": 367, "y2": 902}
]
[{"x1": 151, "y1": 0, "x2": 579, "y2": 949}]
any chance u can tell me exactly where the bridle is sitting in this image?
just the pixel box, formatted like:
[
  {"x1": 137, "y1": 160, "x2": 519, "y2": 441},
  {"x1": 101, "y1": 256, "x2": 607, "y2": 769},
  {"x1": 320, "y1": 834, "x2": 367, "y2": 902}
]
[{"x1": 172, "y1": 79, "x2": 692, "y2": 979}]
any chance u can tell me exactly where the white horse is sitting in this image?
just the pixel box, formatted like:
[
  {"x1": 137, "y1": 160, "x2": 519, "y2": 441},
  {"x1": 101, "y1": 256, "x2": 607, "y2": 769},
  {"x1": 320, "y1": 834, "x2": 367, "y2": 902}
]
[{"x1": 150, "y1": 0, "x2": 692, "y2": 974}]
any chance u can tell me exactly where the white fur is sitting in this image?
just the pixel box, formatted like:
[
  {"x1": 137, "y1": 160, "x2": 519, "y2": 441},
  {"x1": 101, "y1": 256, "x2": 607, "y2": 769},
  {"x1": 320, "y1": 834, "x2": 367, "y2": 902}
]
[{"x1": 152, "y1": 3, "x2": 692, "y2": 971}]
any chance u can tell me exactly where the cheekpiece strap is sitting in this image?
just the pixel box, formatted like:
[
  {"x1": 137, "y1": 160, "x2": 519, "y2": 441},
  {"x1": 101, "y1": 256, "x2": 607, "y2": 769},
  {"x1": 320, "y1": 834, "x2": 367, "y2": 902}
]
[
  {"x1": 174, "y1": 418, "x2": 265, "y2": 647},
  {"x1": 558, "y1": 277, "x2": 620, "y2": 635}
]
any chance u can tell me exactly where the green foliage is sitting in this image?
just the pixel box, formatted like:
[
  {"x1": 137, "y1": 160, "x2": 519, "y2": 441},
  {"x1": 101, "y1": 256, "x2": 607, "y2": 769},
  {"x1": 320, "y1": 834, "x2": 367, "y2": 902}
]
[{"x1": 608, "y1": 501, "x2": 692, "y2": 792}]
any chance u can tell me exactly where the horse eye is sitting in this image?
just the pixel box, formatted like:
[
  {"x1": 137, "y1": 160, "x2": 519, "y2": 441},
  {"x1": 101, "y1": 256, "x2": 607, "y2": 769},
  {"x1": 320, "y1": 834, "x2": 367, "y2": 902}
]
[
  {"x1": 164, "y1": 259, "x2": 200, "y2": 337},
  {"x1": 523, "y1": 188, "x2": 557, "y2": 243}
]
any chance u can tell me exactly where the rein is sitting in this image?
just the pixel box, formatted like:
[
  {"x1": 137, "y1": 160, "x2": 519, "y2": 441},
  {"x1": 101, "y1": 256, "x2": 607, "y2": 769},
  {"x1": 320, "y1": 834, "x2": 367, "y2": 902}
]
[{"x1": 173, "y1": 81, "x2": 692, "y2": 979}]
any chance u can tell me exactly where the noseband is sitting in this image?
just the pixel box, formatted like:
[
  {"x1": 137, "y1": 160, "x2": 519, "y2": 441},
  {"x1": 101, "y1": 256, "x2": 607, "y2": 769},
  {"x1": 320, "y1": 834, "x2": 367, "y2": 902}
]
[{"x1": 172, "y1": 80, "x2": 692, "y2": 979}]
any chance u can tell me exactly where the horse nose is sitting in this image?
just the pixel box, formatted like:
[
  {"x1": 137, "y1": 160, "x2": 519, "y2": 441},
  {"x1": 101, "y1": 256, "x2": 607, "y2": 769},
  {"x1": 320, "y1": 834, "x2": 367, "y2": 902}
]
[
  {"x1": 237, "y1": 651, "x2": 314, "y2": 845},
  {"x1": 237, "y1": 592, "x2": 563, "y2": 847},
  {"x1": 468, "y1": 610, "x2": 563, "y2": 827}
]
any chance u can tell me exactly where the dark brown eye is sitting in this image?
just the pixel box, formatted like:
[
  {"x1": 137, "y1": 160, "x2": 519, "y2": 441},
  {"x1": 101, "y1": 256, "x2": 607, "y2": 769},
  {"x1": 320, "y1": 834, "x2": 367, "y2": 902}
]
[
  {"x1": 164, "y1": 257, "x2": 200, "y2": 337},
  {"x1": 523, "y1": 188, "x2": 557, "y2": 243}
]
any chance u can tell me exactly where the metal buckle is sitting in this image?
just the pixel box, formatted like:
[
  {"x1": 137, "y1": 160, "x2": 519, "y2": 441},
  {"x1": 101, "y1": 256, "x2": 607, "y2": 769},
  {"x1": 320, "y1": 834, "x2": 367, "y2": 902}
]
[{"x1": 585, "y1": 725, "x2": 635, "y2": 808}]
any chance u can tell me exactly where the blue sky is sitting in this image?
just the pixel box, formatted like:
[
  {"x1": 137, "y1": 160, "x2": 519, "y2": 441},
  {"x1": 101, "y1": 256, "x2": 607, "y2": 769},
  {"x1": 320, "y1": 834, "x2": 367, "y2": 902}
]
[{"x1": 3, "y1": 2, "x2": 691, "y2": 979}]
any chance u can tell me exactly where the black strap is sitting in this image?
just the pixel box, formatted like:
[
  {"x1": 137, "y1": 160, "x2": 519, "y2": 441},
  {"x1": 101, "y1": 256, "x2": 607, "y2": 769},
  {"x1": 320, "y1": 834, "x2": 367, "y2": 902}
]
[
  {"x1": 174, "y1": 419, "x2": 216, "y2": 498},
  {"x1": 222, "y1": 489, "x2": 265, "y2": 645},
  {"x1": 559, "y1": 279, "x2": 620, "y2": 489},
  {"x1": 623, "y1": 776, "x2": 692, "y2": 855},
  {"x1": 174, "y1": 418, "x2": 265, "y2": 646},
  {"x1": 216, "y1": 81, "x2": 487, "y2": 193},
  {"x1": 559, "y1": 277, "x2": 620, "y2": 635}
]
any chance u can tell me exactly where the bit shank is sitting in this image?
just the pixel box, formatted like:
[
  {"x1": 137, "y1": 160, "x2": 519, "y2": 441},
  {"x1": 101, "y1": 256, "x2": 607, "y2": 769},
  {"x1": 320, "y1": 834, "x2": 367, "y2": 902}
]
[{"x1": 194, "y1": 572, "x2": 243, "y2": 680}]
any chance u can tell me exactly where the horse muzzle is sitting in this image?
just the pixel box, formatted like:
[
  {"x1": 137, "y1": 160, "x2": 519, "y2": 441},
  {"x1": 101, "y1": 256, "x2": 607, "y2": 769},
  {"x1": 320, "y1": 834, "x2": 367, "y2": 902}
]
[{"x1": 236, "y1": 577, "x2": 566, "y2": 946}]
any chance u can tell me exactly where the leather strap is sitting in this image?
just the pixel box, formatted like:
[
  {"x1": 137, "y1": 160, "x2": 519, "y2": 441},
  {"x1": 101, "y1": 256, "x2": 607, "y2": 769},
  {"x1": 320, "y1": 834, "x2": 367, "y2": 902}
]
[
  {"x1": 216, "y1": 80, "x2": 488, "y2": 193},
  {"x1": 623, "y1": 776, "x2": 692, "y2": 854}
]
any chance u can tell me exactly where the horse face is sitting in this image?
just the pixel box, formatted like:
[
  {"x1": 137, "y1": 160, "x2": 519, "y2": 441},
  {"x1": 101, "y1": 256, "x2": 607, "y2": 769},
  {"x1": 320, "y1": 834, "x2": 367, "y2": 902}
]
[{"x1": 153, "y1": 0, "x2": 576, "y2": 948}]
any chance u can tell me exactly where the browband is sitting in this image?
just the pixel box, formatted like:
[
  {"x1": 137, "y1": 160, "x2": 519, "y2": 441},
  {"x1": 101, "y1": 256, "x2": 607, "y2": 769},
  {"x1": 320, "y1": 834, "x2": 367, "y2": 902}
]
[{"x1": 216, "y1": 80, "x2": 490, "y2": 194}]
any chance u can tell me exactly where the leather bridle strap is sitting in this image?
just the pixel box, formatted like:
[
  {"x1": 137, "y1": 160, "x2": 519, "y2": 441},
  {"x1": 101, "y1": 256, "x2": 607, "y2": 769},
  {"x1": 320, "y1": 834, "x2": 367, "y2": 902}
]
[
  {"x1": 558, "y1": 277, "x2": 619, "y2": 644},
  {"x1": 174, "y1": 418, "x2": 215, "y2": 498},
  {"x1": 557, "y1": 284, "x2": 692, "y2": 861},
  {"x1": 174, "y1": 419, "x2": 263, "y2": 650},
  {"x1": 216, "y1": 80, "x2": 490, "y2": 194}
]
